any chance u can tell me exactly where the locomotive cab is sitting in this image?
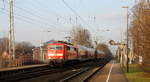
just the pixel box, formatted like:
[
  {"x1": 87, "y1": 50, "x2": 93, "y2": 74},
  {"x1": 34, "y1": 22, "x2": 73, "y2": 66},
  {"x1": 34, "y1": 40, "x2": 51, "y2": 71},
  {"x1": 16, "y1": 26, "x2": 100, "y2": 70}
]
[{"x1": 48, "y1": 44, "x2": 64, "y2": 59}]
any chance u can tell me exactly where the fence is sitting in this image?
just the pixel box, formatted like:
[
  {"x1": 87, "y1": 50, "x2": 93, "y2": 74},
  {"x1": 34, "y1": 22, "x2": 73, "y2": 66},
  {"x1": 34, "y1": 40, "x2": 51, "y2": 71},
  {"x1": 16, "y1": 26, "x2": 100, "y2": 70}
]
[{"x1": 0, "y1": 54, "x2": 42, "y2": 69}]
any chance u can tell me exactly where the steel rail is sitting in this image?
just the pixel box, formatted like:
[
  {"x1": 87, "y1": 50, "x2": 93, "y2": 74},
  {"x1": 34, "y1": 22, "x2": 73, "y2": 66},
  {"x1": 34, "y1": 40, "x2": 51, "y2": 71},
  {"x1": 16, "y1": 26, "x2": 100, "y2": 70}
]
[
  {"x1": 60, "y1": 61, "x2": 107, "y2": 82},
  {"x1": 60, "y1": 68, "x2": 90, "y2": 82}
]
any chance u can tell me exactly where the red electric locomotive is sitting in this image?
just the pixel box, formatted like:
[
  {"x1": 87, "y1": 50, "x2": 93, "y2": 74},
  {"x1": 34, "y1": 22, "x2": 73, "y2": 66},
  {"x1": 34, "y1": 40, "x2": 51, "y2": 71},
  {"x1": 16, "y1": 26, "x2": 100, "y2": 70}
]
[
  {"x1": 47, "y1": 41, "x2": 78, "y2": 66},
  {"x1": 47, "y1": 40, "x2": 105, "y2": 66}
]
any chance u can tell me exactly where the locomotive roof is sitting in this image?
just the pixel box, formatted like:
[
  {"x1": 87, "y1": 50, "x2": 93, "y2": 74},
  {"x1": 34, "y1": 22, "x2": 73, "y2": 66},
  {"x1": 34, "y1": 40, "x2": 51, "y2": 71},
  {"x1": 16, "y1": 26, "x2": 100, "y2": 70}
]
[
  {"x1": 47, "y1": 40, "x2": 73, "y2": 45},
  {"x1": 77, "y1": 45, "x2": 95, "y2": 51}
]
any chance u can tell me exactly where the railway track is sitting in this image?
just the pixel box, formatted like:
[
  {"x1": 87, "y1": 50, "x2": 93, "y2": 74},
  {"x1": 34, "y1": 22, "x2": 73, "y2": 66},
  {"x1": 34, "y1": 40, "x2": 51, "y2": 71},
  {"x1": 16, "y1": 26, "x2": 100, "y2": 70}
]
[
  {"x1": 0, "y1": 65, "x2": 51, "y2": 82},
  {"x1": 1, "y1": 66, "x2": 82, "y2": 82},
  {"x1": 0, "y1": 59, "x2": 109, "y2": 82},
  {"x1": 60, "y1": 60, "x2": 107, "y2": 82},
  {"x1": 0, "y1": 61, "x2": 91, "y2": 82}
]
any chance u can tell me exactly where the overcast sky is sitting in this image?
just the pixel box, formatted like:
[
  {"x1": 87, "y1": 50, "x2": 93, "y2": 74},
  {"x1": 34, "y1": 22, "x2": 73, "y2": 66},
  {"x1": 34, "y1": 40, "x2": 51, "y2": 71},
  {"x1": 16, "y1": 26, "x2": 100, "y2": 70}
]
[{"x1": 0, "y1": 0, "x2": 135, "y2": 46}]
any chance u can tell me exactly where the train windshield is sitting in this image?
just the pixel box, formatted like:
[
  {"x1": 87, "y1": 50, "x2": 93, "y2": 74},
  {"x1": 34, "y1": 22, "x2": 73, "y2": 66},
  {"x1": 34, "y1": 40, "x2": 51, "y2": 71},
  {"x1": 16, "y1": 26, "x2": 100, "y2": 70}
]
[
  {"x1": 50, "y1": 45, "x2": 55, "y2": 50},
  {"x1": 49, "y1": 45, "x2": 63, "y2": 50},
  {"x1": 56, "y1": 45, "x2": 63, "y2": 50}
]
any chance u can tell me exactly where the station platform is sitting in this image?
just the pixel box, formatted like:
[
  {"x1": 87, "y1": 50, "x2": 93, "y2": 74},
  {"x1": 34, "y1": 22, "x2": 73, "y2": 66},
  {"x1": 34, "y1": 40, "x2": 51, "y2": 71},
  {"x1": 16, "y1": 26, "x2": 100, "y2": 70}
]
[
  {"x1": 0, "y1": 64, "x2": 48, "y2": 72},
  {"x1": 89, "y1": 60, "x2": 128, "y2": 82}
]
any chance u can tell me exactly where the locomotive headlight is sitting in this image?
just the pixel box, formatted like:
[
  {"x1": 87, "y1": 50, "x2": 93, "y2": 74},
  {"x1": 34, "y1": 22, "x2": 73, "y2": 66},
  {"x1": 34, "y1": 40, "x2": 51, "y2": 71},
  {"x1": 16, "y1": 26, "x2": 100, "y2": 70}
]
[
  {"x1": 57, "y1": 54, "x2": 63, "y2": 56},
  {"x1": 48, "y1": 54, "x2": 55, "y2": 56}
]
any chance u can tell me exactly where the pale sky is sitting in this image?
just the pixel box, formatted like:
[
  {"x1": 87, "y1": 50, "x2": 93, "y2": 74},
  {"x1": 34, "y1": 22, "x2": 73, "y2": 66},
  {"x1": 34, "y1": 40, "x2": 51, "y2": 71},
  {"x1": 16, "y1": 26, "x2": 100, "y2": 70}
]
[{"x1": 0, "y1": 0, "x2": 135, "y2": 46}]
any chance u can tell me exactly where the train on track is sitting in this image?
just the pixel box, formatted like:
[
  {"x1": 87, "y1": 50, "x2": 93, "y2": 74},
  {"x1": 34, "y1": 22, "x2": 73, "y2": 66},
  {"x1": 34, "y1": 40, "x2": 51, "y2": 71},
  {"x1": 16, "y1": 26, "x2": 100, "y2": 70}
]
[
  {"x1": 46, "y1": 41, "x2": 105, "y2": 66},
  {"x1": 32, "y1": 40, "x2": 106, "y2": 66}
]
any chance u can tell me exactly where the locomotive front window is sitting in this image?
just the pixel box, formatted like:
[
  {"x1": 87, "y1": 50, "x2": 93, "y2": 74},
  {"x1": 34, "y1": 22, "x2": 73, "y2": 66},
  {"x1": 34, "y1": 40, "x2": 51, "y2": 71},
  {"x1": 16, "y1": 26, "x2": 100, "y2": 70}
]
[
  {"x1": 49, "y1": 45, "x2": 63, "y2": 50},
  {"x1": 49, "y1": 45, "x2": 55, "y2": 50},
  {"x1": 56, "y1": 45, "x2": 63, "y2": 50}
]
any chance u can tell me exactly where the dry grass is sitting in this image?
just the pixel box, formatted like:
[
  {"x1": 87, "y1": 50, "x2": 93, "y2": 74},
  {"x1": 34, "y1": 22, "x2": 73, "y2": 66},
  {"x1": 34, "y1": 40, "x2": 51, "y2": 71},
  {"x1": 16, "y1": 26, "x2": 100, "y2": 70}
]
[{"x1": 124, "y1": 64, "x2": 150, "y2": 82}]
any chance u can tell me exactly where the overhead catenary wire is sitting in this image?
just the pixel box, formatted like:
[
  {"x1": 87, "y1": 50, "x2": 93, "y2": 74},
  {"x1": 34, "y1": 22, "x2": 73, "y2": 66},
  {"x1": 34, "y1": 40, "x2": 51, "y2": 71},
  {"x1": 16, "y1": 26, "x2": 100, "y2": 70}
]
[
  {"x1": 14, "y1": 6, "x2": 56, "y2": 24},
  {"x1": 3, "y1": 0, "x2": 81, "y2": 28},
  {"x1": 1, "y1": 0, "x2": 98, "y2": 39},
  {"x1": 4, "y1": 0, "x2": 58, "y2": 28},
  {"x1": 0, "y1": 9, "x2": 68, "y2": 34},
  {"x1": 35, "y1": 0, "x2": 75, "y2": 23},
  {"x1": 0, "y1": 0, "x2": 73, "y2": 42},
  {"x1": 0, "y1": 10, "x2": 41, "y2": 29},
  {"x1": 62, "y1": 0, "x2": 91, "y2": 28},
  {"x1": 0, "y1": 9, "x2": 56, "y2": 29},
  {"x1": 27, "y1": 0, "x2": 73, "y2": 25},
  {"x1": 3, "y1": 0, "x2": 72, "y2": 32},
  {"x1": 0, "y1": 9, "x2": 57, "y2": 28},
  {"x1": 0, "y1": 10, "x2": 69, "y2": 42},
  {"x1": 14, "y1": 0, "x2": 76, "y2": 29}
]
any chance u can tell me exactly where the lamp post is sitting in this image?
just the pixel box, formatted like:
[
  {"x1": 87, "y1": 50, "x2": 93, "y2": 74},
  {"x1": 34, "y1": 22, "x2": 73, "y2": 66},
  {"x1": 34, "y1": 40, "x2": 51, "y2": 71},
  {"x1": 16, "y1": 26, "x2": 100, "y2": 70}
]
[{"x1": 122, "y1": 6, "x2": 129, "y2": 72}]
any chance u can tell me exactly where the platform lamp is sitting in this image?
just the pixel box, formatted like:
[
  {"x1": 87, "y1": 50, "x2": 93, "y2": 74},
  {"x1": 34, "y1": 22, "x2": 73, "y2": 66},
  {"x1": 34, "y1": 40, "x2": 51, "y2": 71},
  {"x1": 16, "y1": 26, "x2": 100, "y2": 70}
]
[{"x1": 122, "y1": 6, "x2": 129, "y2": 72}]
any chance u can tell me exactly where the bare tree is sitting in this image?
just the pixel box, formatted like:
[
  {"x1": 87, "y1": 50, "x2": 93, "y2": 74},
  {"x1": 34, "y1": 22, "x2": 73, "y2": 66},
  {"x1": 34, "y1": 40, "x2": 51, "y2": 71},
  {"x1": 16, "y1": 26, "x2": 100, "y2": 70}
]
[
  {"x1": 70, "y1": 25, "x2": 93, "y2": 47},
  {"x1": 0, "y1": 37, "x2": 9, "y2": 55},
  {"x1": 15, "y1": 41, "x2": 34, "y2": 56},
  {"x1": 0, "y1": 38, "x2": 35, "y2": 67},
  {"x1": 129, "y1": 0, "x2": 150, "y2": 72}
]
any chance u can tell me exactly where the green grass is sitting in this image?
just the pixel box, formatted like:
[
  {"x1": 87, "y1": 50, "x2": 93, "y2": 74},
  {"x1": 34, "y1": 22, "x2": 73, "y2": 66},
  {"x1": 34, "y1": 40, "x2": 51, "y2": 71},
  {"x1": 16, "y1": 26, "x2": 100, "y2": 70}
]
[{"x1": 123, "y1": 64, "x2": 150, "y2": 82}]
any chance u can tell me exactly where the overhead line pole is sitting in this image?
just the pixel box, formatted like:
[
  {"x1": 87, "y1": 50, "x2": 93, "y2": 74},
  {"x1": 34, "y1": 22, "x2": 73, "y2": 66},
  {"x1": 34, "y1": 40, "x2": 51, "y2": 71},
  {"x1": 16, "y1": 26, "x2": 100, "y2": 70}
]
[{"x1": 9, "y1": 0, "x2": 15, "y2": 60}]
